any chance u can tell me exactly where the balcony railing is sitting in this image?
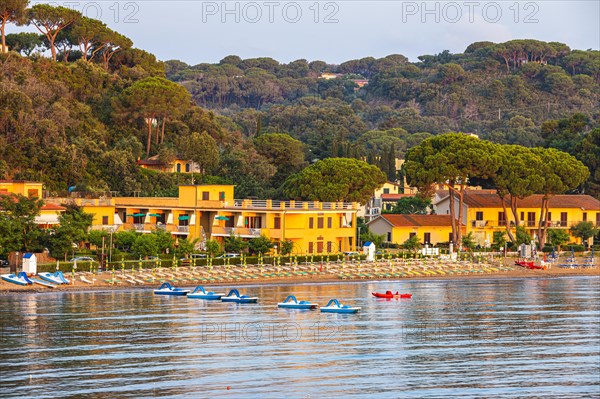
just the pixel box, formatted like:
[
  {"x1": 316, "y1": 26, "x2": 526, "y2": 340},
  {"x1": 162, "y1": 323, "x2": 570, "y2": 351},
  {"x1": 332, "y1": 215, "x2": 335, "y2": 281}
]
[
  {"x1": 177, "y1": 225, "x2": 190, "y2": 232},
  {"x1": 211, "y1": 226, "x2": 264, "y2": 237},
  {"x1": 478, "y1": 220, "x2": 591, "y2": 229},
  {"x1": 230, "y1": 199, "x2": 357, "y2": 210}
]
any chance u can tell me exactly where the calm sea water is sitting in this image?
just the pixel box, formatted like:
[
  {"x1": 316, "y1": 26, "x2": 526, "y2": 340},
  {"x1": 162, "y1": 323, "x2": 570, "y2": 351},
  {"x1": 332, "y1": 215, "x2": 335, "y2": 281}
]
[{"x1": 1, "y1": 277, "x2": 599, "y2": 398}]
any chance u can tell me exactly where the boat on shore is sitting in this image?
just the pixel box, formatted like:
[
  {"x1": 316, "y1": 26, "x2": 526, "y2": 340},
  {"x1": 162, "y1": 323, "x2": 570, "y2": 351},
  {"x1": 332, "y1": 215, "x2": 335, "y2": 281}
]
[
  {"x1": 1, "y1": 272, "x2": 34, "y2": 286},
  {"x1": 38, "y1": 271, "x2": 70, "y2": 285},
  {"x1": 320, "y1": 298, "x2": 360, "y2": 314},
  {"x1": 277, "y1": 295, "x2": 318, "y2": 310},
  {"x1": 515, "y1": 260, "x2": 546, "y2": 270},
  {"x1": 372, "y1": 291, "x2": 412, "y2": 299},
  {"x1": 187, "y1": 286, "x2": 224, "y2": 300},
  {"x1": 153, "y1": 282, "x2": 190, "y2": 296},
  {"x1": 221, "y1": 289, "x2": 258, "y2": 303}
]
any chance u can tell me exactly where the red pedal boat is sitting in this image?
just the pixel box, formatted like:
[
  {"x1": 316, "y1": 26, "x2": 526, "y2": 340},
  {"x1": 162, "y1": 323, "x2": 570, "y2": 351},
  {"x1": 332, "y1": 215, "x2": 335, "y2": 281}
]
[
  {"x1": 372, "y1": 291, "x2": 412, "y2": 299},
  {"x1": 515, "y1": 260, "x2": 546, "y2": 270}
]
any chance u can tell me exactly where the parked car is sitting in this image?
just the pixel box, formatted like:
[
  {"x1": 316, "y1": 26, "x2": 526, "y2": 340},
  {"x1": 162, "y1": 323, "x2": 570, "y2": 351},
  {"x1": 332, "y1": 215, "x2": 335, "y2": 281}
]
[
  {"x1": 216, "y1": 253, "x2": 239, "y2": 259},
  {"x1": 342, "y1": 251, "x2": 360, "y2": 256},
  {"x1": 0, "y1": 259, "x2": 9, "y2": 267}
]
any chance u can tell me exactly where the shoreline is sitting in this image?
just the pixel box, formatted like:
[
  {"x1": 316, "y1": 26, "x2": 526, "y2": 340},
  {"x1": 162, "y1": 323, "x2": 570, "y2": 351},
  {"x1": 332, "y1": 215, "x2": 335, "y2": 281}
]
[{"x1": 2, "y1": 259, "x2": 598, "y2": 294}]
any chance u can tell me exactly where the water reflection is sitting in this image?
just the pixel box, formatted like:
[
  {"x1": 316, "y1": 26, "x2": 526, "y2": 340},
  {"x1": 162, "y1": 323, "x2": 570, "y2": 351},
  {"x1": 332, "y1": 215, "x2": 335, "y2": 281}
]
[{"x1": 1, "y1": 277, "x2": 599, "y2": 398}]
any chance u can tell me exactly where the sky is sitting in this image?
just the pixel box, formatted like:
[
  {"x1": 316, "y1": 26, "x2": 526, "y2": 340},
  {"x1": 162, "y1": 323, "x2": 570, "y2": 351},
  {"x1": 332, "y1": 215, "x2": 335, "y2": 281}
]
[{"x1": 15, "y1": 0, "x2": 600, "y2": 65}]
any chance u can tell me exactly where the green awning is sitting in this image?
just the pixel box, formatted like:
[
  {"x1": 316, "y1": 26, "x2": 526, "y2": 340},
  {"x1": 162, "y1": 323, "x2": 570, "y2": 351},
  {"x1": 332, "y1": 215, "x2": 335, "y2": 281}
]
[
  {"x1": 149, "y1": 213, "x2": 162, "y2": 217},
  {"x1": 133, "y1": 213, "x2": 146, "y2": 217},
  {"x1": 215, "y1": 216, "x2": 230, "y2": 220},
  {"x1": 178, "y1": 215, "x2": 190, "y2": 220}
]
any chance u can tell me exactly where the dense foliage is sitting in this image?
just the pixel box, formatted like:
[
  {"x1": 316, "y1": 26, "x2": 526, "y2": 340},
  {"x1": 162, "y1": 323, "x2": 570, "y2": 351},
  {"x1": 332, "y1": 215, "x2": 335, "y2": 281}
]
[{"x1": 0, "y1": 6, "x2": 598, "y2": 199}]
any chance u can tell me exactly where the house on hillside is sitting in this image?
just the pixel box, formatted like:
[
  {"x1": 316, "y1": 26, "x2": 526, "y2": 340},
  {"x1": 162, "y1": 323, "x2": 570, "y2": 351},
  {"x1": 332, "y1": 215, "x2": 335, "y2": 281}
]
[{"x1": 137, "y1": 156, "x2": 201, "y2": 173}]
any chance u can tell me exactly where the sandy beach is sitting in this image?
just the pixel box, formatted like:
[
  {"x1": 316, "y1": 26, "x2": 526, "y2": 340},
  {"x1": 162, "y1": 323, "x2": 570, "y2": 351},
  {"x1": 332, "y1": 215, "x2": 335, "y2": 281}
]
[{"x1": 1, "y1": 257, "x2": 598, "y2": 294}]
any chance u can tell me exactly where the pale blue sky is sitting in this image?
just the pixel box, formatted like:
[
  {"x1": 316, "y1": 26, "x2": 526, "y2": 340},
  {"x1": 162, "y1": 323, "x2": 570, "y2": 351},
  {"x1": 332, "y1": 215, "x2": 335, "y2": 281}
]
[{"x1": 16, "y1": 1, "x2": 600, "y2": 64}]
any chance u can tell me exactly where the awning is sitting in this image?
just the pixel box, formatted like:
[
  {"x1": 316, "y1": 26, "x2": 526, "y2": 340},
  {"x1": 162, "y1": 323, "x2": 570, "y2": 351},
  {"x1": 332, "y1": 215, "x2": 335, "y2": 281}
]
[
  {"x1": 149, "y1": 213, "x2": 162, "y2": 217},
  {"x1": 34, "y1": 214, "x2": 60, "y2": 225},
  {"x1": 178, "y1": 215, "x2": 190, "y2": 221},
  {"x1": 133, "y1": 213, "x2": 146, "y2": 217},
  {"x1": 215, "y1": 216, "x2": 230, "y2": 220}
]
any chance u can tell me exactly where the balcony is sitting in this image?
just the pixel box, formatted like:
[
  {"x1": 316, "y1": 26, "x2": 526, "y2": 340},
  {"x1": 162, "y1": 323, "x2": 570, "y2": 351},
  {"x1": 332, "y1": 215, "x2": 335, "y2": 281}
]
[
  {"x1": 229, "y1": 199, "x2": 357, "y2": 211},
  {"x1": 471, "y1": 220, "x2": 489, "y2": 228},
  {"x1": 177, "y1": 225, "x2": 190, "y2": 233},
  {"x1": 211, "y1": 226, "x2": 264, "y2": 238}
]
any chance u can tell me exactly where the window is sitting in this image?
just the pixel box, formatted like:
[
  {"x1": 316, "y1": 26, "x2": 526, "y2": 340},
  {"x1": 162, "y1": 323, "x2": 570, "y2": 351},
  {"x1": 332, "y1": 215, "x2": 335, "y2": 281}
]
[
  {"x1": 409, "y1": 232, "x2": 416, "y2": 239},
  {"x1": 274, "y1": 217, "x2": 281, "y2": 229},
  {"x1": 424, "y1": 233, "x2": 431, "y2": 244},
  {"x1": 383, "y1": 188, "x2": 390, "y2": 194},
  {"x1": 308, "y1": 242, "x2": 314, "y2": 254},
  {"x1": 176, "y1": 163, "x2": 181, "y2": 173},
  {"x1": 520, "y1": 212, "x2": 524, "y2": 221},
  {"x1": 449, "y1": 232, "x2": 453, "y2": 242},
  {"x1": 498, "y1": 212, "x2": 506, "y2": 226},
  {"x1": 527, "y1": 212, "x2": 536, "y2": 227},
  {"x1": 317, "y1": 241, "x2": 324, "y2": 253},
  {"x1": 547, "y1": 212, "x2": 552, "y2": 221},
  {"x1": 476, "y1": 211, "x2": 483, "y2": 221},
  {"x1": 102, "y1": 216, "x2": 109, "y2": 225},
  {"x1": 317, "y1": 217, "x2": 324, "y2": 228},
  {"x1": 596, "y1": 213, "x2": 600, "y2": 226},
  {"x1": 327, "y1": 242, "x2": 332, "y2": 253},
  {"x1": 202, "y1": 191, "x2": 209, "y2": 201},
  {"x1": 560, "y1": 212, "x2": 568, "y2": 227},
  {"x1": 27, "y1": 189, "x2": 39, "y2": 198},
  {"x1": 185, "y1": 163, "x2": 190, "y2": 172},
  {"x1": 327, "y1": 217, "x2": 332, "y2": 228},
  {"x1": 339, "y1": 216, "x2": 343, "y2": 227},
  {"x1": 245, "y1": 216, "x2": 262, "y2": 228},
  {"x1": 219, "y1": 191, "x2": 225, "y2": 201},
  {"x1": 583, "y1": 212, "x2": 587, "y2": 222},
  {"x1": 309, "y1": 218, "x2": 314, "y2": 228},
  {"x1": 387, "y1": 232, "x2": 392, "y2": 242}
]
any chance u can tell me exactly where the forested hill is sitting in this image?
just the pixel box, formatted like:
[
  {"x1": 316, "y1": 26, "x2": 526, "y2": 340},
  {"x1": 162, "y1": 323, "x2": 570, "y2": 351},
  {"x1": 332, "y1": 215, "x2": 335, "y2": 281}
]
[
  {"x1": 165, "y1": 41, "x2": 599, "y2": 156},
  {"x1": 1, "y1": 12, "x2": 599, "y2": 200}
]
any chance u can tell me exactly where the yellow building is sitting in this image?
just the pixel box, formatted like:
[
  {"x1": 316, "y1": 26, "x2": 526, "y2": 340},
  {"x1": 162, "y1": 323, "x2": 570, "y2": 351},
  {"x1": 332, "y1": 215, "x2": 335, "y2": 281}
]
[
  {"x1": 137, "y1": 156, "x2": 200, "y2": 173},
  {"x1": 0, "y1": 181, "x2": 67, "y2": 228},
  {"x1": 0, "y1": 180, "x2": 43, "y2": 198},
  {"x1": 435, "y1": 191, "x2": 600, "y2": 246},
  {"x1": 367, "y1": 214, "x2": 461, "y2": 246},
  {"x1": 53, "y1": 184, "x2": 360, "y2": 255}
]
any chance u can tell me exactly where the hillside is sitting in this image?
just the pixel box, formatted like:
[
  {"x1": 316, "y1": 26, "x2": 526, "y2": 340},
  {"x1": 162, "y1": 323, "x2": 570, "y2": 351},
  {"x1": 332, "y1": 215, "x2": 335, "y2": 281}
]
[{"x1": 1, "y1": 16, "x2": 599, "y2": 198}]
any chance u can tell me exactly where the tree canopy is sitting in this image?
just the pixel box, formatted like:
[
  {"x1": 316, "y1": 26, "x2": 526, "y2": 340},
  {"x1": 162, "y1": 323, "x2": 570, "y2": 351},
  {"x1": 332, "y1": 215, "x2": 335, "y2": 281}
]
[{"x1": 283, "y1": 158, "x2": 386, "y2": 204}]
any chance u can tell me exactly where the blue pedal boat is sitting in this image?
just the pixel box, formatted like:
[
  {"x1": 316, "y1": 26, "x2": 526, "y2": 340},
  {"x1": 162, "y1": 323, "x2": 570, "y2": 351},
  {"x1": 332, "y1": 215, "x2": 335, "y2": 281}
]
[
  {"x1": 38, "y1": 271, "x2": 70, "y2": 285},
  {"x1": 320, "y1": 299, "x2": 360, "y2": 314},
  {"x1": 221, "y1": 289, "x2": 258, "y2": 303},
  {"x1": 1, "y1": 272, "x2": 33, "y2": 286},
  {"x1": 154, "y1": 282, "x2": 190, "y2": 296},
  {"x1": 187, "y1": 286, "x2": 224, "y2": 300},
  {"x1": 277, "y1": 295, "x2": 318, "y2": 310}
]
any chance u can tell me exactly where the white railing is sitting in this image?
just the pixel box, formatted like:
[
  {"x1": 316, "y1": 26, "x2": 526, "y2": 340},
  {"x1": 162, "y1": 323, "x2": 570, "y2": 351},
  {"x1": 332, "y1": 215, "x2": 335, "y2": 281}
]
[{"x1": 232, "y1": 199, "x2": 356, "y2": 210}]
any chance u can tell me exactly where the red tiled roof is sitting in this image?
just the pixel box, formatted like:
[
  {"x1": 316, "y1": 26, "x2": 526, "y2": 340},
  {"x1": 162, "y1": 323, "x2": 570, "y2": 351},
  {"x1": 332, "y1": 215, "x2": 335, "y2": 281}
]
[
  {"x1": 462, "y1": 192, "x2": 600, "y2": 210},
  {"x1": 41, "y1": 203, "x2": 66, "y2": 211},
  {"x1": 381, "y1": 194, "x2": 415, "y2": 201},
  {"x1": 377, "y1": 214, "x2": 462, "y2": 227}
]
